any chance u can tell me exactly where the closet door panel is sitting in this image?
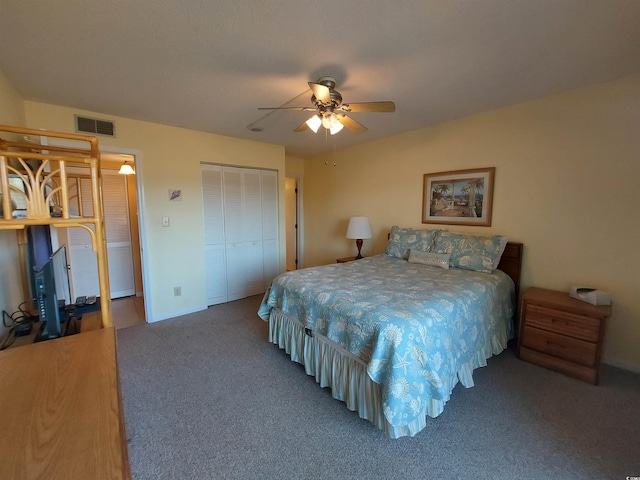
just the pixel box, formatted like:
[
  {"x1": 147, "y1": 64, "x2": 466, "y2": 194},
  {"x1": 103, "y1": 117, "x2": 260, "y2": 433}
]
[
  {"x1": 242, "y1": 168, "x2": 262, "y2": 242},
  {"x1": 202, "y1": 165, "x2": 227, "y2": 305},
  {"x1": 223, "y1": 167, "x2": 243, "y2": 245},
  {"x1": 261, "y1": 170, "x2": 278, "y2": 241},
  {"x1": 68, "y1": 226, "x2": 100, "y2": 298},
  {"x1": 202, "y1": 167, "x2": 225, "y2": 246},
  {"x1": 106, "y1": 245, "x2": 136, "y2": 298},
  {"x1": 245, "y1": 240, "x2": 265, "y2": 296},
  {"x1": 263, "y1": 238, "x2": 279, "y2": 288},
  {"x1": 102, "y1": 172, "x2": 135, "y2": 298},
  {"x1": 205, "y1": 244, "x2": 227, "y2": 305},
  {"x1": 261, "y1": 170, "x2": 279, "y2": 287},
  {"x1": 226, "y1": 242, "x2": 249, "y2": 301}
]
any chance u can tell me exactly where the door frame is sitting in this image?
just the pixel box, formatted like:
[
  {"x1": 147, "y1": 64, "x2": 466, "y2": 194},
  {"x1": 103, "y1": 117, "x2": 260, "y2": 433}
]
[
  {"x1": 287, "y1": 175, "x2": 304, "y2": 270},
  {"x1": 99, "y1": 145, "x2": 150, "y2": 322}
]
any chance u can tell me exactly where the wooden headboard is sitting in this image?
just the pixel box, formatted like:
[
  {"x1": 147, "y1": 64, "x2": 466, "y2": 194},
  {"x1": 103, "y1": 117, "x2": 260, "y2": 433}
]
[{"x1": 497, "y1": 242, "x2": 523, "y2": 296}]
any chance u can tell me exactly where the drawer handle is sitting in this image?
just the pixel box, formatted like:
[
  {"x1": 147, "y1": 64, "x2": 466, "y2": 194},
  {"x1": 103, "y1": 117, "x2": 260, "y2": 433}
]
[
  {"x1": 551, "y1": 318, "x2": 569, "y2": 326},
  {"x1": 546, "y1": 340, "x2": 566, "y2": 349}
]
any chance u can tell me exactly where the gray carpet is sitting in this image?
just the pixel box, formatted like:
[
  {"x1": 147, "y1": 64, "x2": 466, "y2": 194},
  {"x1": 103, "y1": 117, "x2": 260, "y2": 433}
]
[{"x1": 116, "y1": 295, "x2": 640, "y2": 480}]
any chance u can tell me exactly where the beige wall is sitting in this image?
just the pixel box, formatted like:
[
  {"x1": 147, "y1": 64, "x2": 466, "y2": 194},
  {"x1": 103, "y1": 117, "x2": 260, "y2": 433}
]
[
  {"x1": 304, "y1": 75, "x2": 640, "y2": 372},
  {"x1": 23, "y1": 101, "x2": 286, "y2": 322},
  {"x1": 0, "y1": 70, "x2": 27, "y2": 335},
  {"x1": 285, "y1": 156, "x2": 305, "y2": 178}
]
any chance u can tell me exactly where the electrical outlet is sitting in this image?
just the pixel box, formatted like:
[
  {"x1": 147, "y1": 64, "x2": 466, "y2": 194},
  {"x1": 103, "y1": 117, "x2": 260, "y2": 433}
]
[
  {"x1": 162, "y1": 216, "x2": 170, "y2": 227},
  {"x1": 174, "y1": 286, "x2": 181, "y2": 297}
]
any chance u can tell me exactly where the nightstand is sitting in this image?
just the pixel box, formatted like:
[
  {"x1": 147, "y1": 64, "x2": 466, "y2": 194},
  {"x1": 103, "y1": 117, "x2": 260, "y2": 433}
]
[
  {"x1": 336, "y1": 256, "x2": 357, "y2": 263},
  {"x1": 517, "y1": 287, "x2": 611, "y2": 384}
]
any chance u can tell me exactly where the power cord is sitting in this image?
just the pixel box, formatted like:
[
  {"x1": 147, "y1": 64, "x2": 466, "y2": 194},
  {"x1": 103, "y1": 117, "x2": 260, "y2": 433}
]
[{"x1": 1, "y1": 302, "x2": 37, "y2": 350}]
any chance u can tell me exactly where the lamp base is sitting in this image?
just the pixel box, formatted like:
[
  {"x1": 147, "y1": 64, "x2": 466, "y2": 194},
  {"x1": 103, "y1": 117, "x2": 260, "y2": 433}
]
[{"x1": 355, "y1": 238, "x2": 363, "y2": 259}]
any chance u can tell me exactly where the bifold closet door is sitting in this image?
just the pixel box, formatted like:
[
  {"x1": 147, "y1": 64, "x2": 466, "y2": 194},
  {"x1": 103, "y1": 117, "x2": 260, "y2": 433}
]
[
  {"x1": 201, "y1": 164, "x2": 279, "y2": 306},
  {"x1": 66, "y1": 171, "x2": 135, "y2": 299},
  {"x1": 261, "y1": 170, "x2": 279, "y2": 286},
  {"x1": 201, "y1": 165, "x2": 227, "y2": 306},
  {"x1": 67, "y1": 177, "x2": 100, "y2": 298},
  {"x1": 101, "y1": 171, "x2": 136, "y2": 298},
  {"x1": 224, "y1": 167, "x2": 264, "y2": 301}
]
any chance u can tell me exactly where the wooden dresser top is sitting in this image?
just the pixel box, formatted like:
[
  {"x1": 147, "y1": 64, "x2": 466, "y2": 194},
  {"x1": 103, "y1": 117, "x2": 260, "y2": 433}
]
[{"x1": 0, "y1": 327, "x2": 130, "y2": 479}]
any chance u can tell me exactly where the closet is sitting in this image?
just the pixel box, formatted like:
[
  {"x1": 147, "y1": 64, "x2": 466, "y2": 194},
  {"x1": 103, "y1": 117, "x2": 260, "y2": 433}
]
[{"x1": 201, "y1": 164, "x2": 279, "y2": 305}]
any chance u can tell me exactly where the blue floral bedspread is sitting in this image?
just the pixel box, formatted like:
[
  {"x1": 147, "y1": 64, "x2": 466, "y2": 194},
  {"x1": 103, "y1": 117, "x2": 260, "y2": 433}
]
[{"x1": 258, "y1": 254, "x2": 515, "y2": 427}]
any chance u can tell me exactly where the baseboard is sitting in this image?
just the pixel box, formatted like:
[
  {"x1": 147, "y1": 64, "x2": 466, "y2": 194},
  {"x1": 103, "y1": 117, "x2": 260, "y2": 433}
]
[
  {"x1": 147, "y1": 305, "x2": 207, "y2": 323},
  {"x1": 603, "y1": 356, "x2": 640, "y2": 374}
]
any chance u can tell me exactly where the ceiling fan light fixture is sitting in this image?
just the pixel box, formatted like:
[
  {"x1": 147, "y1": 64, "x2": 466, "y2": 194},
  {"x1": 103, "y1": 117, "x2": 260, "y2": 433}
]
[
  {"x1": 305, "y1": 115, "x2": 322, "y2": 133},
  {"x1": 321, "y1": 112, "x2": 339, "y2": 129},
  {"x1": 330, "y1": 121, "x2": 344, "y2": 135},
  {"x1": 258, "y1": 77, "x2": 394, "y2": 136}
]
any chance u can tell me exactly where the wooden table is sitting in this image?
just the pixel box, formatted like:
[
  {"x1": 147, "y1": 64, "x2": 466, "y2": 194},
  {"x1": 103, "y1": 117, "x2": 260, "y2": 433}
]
[
  {"x1": 0, "y1": 327, "x2": 130, "y2": 479},
  {"x1": 336, "y1": 256, "x2": 357, "y2": 263}
]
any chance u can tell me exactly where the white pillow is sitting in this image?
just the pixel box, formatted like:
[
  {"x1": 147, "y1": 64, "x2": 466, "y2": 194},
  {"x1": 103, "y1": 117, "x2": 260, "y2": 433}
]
[{"x1": 408, "y1": 249, "x2": 451, "y2": 269}]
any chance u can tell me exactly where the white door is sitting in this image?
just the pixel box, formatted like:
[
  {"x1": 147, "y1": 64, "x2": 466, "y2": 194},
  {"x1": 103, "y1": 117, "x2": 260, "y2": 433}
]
[
  {"x1": 67, "y1": 177, "x2": 100, "y2": 298},
  {"x1": 262, "y1": 170, "x2": 279, "y2": 284},
  {"x1": 201, "y1": 164, "x2": 279, "y2": 306},
  {"x1": 102, "y1": 170, "x2": 135, "y2": 298},
  {"x1": 224, "y1": 167, "x2": 264, "y2": 301},
  {"x1": 201, "y1": 164, "x2": 227, "y2": 306},
  {"x1": 67, "y1": 171, "x2": 135, "y2": 299}
]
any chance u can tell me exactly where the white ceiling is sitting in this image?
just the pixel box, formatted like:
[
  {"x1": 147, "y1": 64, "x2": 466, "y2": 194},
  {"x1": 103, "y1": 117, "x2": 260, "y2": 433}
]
[{"x1": 2, "y1": 0, "x2": 640, "y2": 158}]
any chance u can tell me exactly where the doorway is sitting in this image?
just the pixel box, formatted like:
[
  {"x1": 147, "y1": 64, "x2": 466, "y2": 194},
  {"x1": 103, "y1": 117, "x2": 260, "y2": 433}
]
[
  {"x1": 59, "y1": 155, "x2": 145, "y2": 328},
  {"x1": 97, "y1": 153, "x2": 145, "y2": 328}
]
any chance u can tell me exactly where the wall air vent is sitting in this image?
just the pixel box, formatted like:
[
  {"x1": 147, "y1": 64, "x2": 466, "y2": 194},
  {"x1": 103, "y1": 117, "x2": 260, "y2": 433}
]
[{"x1": 75, "y1": 115, "x2": 115, "y2": 137}]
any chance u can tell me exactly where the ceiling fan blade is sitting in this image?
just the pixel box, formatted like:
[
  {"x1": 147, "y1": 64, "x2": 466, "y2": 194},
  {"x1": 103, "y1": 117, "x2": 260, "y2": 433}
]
[
  {"x1": 257, "y1": 106, "x2": 315, "y2": 111},
  {"x1": 337, "y1": 115, "x2": 368, "y2": 134},
  {"x1": 293, "y1": 121, "x2": 309, "y2": 132},
  {"x1": 308, "y1": 82, "x2": 331, "y2": 104},
  {"x1": 340, "y1": 101, "x2": 396, "y2": 113}
]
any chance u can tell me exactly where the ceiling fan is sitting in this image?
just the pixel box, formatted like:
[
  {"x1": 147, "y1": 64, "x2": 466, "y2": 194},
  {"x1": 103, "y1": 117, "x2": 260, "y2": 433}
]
[{"x1": 258, "y1": 76, "x2": 395, "y2": 135}]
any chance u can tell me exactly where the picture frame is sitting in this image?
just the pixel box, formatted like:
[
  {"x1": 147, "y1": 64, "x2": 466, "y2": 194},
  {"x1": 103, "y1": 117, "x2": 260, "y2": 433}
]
[{"x1": 422, "y1": 167, "x2": 495, "y2": 226}]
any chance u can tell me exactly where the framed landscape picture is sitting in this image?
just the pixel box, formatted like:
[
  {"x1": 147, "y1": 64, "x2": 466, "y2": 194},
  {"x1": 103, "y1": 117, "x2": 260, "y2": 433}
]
[{"x1": 422, "y1": 167, "x2": 495, "y2": 226}]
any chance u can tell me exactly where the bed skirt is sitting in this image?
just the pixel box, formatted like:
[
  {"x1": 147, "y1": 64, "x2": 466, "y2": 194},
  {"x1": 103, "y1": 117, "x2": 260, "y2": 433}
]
[{"x1": 267, "y1": 307, "x2": 511, "y2": 439}]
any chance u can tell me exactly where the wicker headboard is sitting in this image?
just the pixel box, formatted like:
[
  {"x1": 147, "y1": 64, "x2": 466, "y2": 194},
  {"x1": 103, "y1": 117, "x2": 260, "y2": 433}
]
[{"x1": 497, "y1": 242, "x2": 523, "y2": 296}]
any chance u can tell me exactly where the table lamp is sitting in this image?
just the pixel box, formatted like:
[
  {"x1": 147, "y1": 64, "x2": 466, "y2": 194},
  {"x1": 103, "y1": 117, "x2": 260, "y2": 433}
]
[{"x1": 346, "y1": 216, "x2": 372, "y2": 259}]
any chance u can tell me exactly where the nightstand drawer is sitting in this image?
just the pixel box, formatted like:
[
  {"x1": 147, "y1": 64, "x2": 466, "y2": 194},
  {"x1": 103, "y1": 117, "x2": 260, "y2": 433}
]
[
  {"x1": 520, "y1": 326, "x2": 598, "y2": 367},
  {"x1": 523, "y1": 304, "x2": 601, "y2": 342}
]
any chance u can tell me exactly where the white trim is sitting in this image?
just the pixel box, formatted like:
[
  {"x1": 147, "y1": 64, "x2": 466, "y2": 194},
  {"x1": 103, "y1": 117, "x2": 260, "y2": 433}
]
[
  {"x1": 147, "y1": 305, "x2": 207, "y2": 323},
  {"x1": 293, "y1": 175, "x2": 304, "y2": 269}
]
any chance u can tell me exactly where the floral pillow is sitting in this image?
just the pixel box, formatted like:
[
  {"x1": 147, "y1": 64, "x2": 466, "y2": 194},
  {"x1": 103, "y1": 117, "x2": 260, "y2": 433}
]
[
  {"x1": 433, "y1": 231, "x2": 508, "y2": 273},
  {"x1": 385, "y1": 226, "x2": 439, "y2": 260},
  {"x1": 408, "y1": 249, "x2": 450, "y2": 269}
]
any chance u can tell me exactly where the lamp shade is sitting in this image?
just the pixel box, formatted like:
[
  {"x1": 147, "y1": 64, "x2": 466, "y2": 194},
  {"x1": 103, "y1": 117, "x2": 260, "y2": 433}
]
[
  {"x1": 346, "y1": 216, "x2": 372, "y2": 239},
  {"x1": 329, "y1": 121, "x2": 344, "y2": 135},
  {"x1": 118, "y1": 161, "x2": 135, "y2": 175},
  {"x1": 305, "y1": 115, "x2": 322, "y2": 133}
]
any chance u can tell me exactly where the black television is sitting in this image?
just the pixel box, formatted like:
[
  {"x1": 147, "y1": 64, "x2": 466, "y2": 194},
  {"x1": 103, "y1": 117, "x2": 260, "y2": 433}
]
[{"x1": 35, "y1": 245, "x2": 71, "y2": 341}]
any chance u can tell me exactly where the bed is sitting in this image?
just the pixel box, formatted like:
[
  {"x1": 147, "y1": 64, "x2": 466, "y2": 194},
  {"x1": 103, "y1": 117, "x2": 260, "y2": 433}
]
[{"x1": 258, "y1": 227, "x2": 523, "y2": 438}]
